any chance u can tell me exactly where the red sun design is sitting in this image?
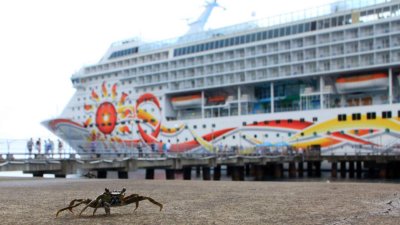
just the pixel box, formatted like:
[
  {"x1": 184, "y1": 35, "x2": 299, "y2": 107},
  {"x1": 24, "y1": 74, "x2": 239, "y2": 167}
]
[{"x1": 96, "y1": 102, "x2": 117, "y2": 135}]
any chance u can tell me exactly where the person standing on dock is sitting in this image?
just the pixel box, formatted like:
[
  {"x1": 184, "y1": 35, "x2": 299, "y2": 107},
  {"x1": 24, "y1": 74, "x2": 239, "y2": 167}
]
[
  {"x1": 27, "y1": 138, "x2": 33, "y2": 158},
  {"x1": 58, "y1": 139, "x2": 63, "y2": 158},
  {"x1": 35, "y1": 138, "x2": 41, "y2": 155}
]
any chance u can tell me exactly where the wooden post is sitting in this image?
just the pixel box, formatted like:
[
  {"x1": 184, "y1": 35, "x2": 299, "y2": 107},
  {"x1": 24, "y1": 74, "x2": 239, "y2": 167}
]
[
  {"x1": 289, "y1": 162, "x2": 296, "y2": 178},
  {"x1": 183, "y1": 166, "x2": 192, "y2": 180},
  {"x1": 298, "y1": 162, "x2": 304, "y2": 177},
  {"x1": 348, "y1": 161, "x2": 355, "y2": 178},
  {"x1": 340, "y1": 161, "x2": 346, "y2": 178},
  {"x1": 331, "y1": 162, "x2": 337, "y2": 178},
  {"x1": 166, "y1": 169, "x2": 175, "y2": 180},
  {"x1": 145, "y1": 168, "x2": 154, "y2": 179},
  {"x1": 202, "y1": 167, "x2": 211, "y2": 180},
  {"x1": 97, "y1": 170, "x2": 107, "y2": 179},
  {"x1": 118, "y1": 171, "x2": 128, "y2": 179},
  {"x1": 213, "y1": 165, "x2": 221, "y2": 180}
]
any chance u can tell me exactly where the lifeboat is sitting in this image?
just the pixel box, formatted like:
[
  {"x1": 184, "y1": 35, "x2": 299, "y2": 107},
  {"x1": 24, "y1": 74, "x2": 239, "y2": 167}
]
[
  {"x1": 171, "y1": 94, "x2": 202, "y2": 109},
  {"x1": 208, "y1": 96, "x2": 226, "y2": 103},
  {"x1": 335, "y1": 73, "x2": 388, "y2": 93}
]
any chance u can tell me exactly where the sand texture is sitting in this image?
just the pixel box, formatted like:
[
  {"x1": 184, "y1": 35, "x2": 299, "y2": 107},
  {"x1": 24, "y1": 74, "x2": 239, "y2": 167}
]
[{"x1": 0, "y1": 178, "x2": 399, "y2": 224}]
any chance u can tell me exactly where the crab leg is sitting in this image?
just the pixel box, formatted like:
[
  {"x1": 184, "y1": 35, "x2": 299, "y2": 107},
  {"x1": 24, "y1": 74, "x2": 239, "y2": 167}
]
[
  {"x1": 55, "y1": 199, "x2": 91, "y2": 217},
  {"x1": 123, "y1": 194, "x2": 163, "y2": 211},
  {"x1": 79, "y1": 199, "x2": 98, "y2": 216}
]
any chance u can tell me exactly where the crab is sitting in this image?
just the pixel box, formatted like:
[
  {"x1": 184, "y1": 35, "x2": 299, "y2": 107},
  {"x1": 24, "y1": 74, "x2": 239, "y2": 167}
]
[{"x1": 55, "y1": 188, "x2": 163, "y2": 217}]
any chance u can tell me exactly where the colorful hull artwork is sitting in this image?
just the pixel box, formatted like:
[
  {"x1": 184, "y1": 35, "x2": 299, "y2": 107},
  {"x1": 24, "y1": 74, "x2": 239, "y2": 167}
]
[{"x1": 42, "y1": 82, "x2": 400, "y2": 157}]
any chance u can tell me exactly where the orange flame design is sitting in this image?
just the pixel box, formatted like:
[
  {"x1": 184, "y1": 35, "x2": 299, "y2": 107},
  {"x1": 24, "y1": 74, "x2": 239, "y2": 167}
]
[
  {"x1": 83, "y1": 118, "x2": 92, "y2": 127},
  {"x1": 119, "y1": 92, "x2": 128, "y2": 105},
  {"x1": 112, "y1": 84, "x2": 117, "y2": 100},
  {"x1": 91, "y1": 90, "x2": 99, "y2": 102},
  {"x1": 102, "y1": 82, "x2": 108, "y2": 97},
  {"x1": 119, "y1": 125, "x2": 131, "y2": 133},
  {"x1": 84, "y1": 104, "x2": 93, "y2": 111}
]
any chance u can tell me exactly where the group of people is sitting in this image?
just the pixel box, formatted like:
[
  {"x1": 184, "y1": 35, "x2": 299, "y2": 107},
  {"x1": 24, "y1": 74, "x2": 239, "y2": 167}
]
[{"x1": 26, "y1": 138, "x2": 64, "y2": 158}]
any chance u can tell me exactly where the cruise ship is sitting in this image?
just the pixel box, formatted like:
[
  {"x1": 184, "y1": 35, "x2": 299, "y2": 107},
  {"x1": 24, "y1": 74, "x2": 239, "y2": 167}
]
[{"x1": 43, "y1": 0, "x2": 400, "y2": 157}]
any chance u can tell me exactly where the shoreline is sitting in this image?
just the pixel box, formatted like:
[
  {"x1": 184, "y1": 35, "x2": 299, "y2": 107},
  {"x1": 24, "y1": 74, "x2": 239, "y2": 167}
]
[{"x1": 0, "y1": 178, "x2": 399, "y2": 224}]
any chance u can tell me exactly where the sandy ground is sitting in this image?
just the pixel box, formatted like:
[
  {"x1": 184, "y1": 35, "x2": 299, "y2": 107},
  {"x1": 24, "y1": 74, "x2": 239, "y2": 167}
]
[{"x1": 0, "y1": 178, "x2": 399, "y2": 225}]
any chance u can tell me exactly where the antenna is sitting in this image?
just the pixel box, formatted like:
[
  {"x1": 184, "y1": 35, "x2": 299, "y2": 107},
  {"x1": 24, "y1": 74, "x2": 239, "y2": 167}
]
[{"x1": 186, "y1": 0, "x2": 225, "y2": 35}]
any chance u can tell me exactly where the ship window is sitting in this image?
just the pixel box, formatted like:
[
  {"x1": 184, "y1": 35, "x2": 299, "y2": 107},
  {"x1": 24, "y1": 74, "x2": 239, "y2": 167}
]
[
  {"x1": 367, "y1": 112, "x2": 376, "y2": 120},
  {"x1": 382, "y1": 111, "x2": 392, "y2": 119},
  {"x1": 311, "y1": 21, "x2": 317, "y2": 31},
  {"x1": 232, "y1": 135, "x2": 235, "y2": 139},
  {"x1": 338, "y1": 114, "x2": 347, "y2": 121},
  {"x1": 254, "y1": 134, "x2": 257, "y2": 138},
  {"x1": 264, "y1": 121, "x2": 269, "y2": 125},
  {"x1": 265, "y1": 134, "x2": 268, "y2": 138},
  {"x1": 268, "y1": 30, "x2": 273, "y2": 39},
  {"x1": 242, "y1": 122, "x2": 247, "y2": 126},
  {"x1": 193, "y1": 125, "x2": 197, "y2": 129},
  {"x1": 242, "y1": 135, "x2": 246, "y2": 139},
  {"x1": 313, "y1": 117, "x2": 318, "y2": 122},
  {"x1": 288, "y1": 119, "x2": 293, "y2": 123},
  {"x1": 300, "y1": 118, "x2": 305, "y2": 123},
  {"x1": 203, "y1": 124, "x2": 206, "y2": 129},
  {"x1": 253, "y1": 121, "x2": 258, "y2": 125},
  {"x1": 276, "y1": 120, "x2": 281, "y2": 124},
  {"x1": 352, "y1": 113, "x2": 361, "y2": 120},
  {"x1": 212, "y1": 124, "x2": 215, "y2": 128}
]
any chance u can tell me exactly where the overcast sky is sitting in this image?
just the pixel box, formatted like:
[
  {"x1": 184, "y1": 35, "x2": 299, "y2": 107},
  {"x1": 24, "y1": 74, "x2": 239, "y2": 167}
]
[{"x1": 0, "y1": 0, "x2": 335, "y2": 141}]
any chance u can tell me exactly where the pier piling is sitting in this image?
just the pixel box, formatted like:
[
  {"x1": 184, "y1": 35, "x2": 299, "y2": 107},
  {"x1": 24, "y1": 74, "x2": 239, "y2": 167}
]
[
  {"x1": 213, "y1": 165, "x2": 221, "y2": 180},
  {"x1": 145, "y1": 168, "x2": 154, "y2": 179},
  {"x1": 183, "y1": 166, "x2": 192, "y2": 180},
  {"x1": 202, "y1": 167, "x2": 211, "y2": 180}
]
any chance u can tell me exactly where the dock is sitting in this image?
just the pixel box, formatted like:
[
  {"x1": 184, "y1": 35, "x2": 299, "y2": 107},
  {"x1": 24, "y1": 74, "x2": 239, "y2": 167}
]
[{"x1": 1, "y1": 152, "x2": 400, "y2": 180}]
